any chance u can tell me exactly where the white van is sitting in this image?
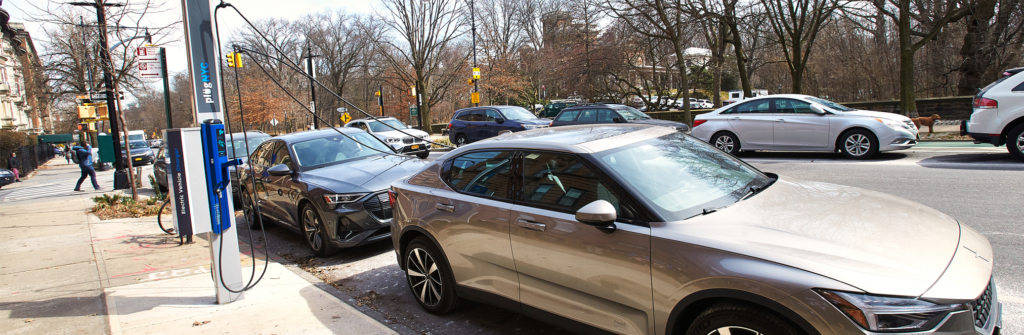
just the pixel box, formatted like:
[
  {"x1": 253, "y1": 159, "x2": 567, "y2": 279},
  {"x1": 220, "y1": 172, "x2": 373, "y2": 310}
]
[
  {"x1": 123, "y1": 130, "x2": 146, "y2": 142},
  {"x1": 963, "y1": 67, "x2": 1024, "y2": 161}
]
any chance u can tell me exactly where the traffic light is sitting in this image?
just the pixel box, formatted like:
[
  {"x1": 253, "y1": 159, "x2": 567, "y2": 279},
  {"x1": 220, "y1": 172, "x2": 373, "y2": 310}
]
[
  {"x1": 467, "y1": 78, "x2": 474, "y2": 86},
  {"x1": 234, "y1": 52, "x2": 243, "y2": 68},
  {"x1": 226, "y1": 52, "x2": 235, "y2": 67}
]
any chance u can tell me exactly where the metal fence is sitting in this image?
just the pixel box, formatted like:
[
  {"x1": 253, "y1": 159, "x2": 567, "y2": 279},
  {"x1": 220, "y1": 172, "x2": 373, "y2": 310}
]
[{"x1": 1, "y1": 143, "x2": 58, "y2": 177}]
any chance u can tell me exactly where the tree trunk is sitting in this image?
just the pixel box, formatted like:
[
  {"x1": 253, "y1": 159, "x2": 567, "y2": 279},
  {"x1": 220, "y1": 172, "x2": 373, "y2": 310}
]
[
  {"x1": 897, "y1": 3, "x2": 919, "y2": 118},
  {"x1": 957, "y1": 0, "x2": 997, "y2": 95},
  {"x1": 728, "y1": 22, "x2": 752, "y2": 98},
  {"x1": 672, "y1": 44, "x2": 691, "y2": 126}
]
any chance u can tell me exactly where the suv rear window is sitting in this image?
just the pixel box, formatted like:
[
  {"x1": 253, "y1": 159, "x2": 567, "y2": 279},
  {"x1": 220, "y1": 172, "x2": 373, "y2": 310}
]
[{"x1": 979, "y1": 76, "x2": 1011, "y2": 96}]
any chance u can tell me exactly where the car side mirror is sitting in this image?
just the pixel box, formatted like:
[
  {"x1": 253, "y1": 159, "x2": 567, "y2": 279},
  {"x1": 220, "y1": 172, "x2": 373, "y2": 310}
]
[
  {"x1": 809, "y1": 104, "x2": 826, "y2": 115},
  {"x1": 267, "y1": 164, "x2": 292, "y2": 176},
  {"x1": 496, "y1": 118, "x2": 505, "y2": 124},
  {"x1": 575, "y1": 200, "x2": 617, "y2": 233}
]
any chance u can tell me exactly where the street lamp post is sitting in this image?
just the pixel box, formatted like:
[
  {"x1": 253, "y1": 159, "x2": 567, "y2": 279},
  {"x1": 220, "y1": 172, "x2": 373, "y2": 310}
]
[
  {"x1": 69, "y1": 1, "x2": 129, "y2": 190},
  {"x1": 469, "y1": 0, "x2": 479, "y2": 107},
  {"x1": 301, "y1": 45, "x2": 320, "y2": 129}
]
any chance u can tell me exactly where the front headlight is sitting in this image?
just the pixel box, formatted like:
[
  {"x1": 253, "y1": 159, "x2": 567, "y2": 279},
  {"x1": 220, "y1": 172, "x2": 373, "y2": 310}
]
[
  {"x1": 816, "y1": 289, "x2": 967, "y2": 332},
  {"x1": 323, "y1": 193, "x2": 368, "y2": 206},
  {"x1": 522, "y1": 124, "x2": 544, "y2": 130},
  {"x1": 386, "y1": 138, "x2": 401, "y2": 144},
  {"x1": 875, "y1": 118, "x2": 910, "y2": 131}
]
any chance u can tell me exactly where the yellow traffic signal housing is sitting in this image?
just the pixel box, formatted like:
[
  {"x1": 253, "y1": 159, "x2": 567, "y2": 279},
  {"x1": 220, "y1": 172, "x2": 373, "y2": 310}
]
[
  {"x1": 468, "y1": 78, "x2": 474, "y2": 85},
  {"x1": 226, "y1": 52, "x2": 236, "y2": 67},
  {"x1": 78, "y1": 105, "x2": 96, "y2": 118},
  {"x1": 234, "y1": 52, "x2": 243, "y2": 68},
  {"x1": 95, "y1": 105, "x2": 108, "y2": 118}
]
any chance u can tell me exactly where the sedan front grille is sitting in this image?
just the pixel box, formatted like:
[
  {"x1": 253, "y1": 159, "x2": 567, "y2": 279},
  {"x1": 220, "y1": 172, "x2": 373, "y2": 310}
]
[
  {"x1": 402, "y1": 136, "x2": 415, "y2": 144},
  {"x1": 363, "y1": 192, "x2": 393, "y2": 220},
  {"x1": 970, "y1": 279, "x2": 994, "y2": 328}
]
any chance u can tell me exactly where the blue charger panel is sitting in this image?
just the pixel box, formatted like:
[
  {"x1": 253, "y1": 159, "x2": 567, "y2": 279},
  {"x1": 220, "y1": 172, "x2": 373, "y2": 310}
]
[{"x1": 200, "y1": 120, "x2": 240, "y2": 234}]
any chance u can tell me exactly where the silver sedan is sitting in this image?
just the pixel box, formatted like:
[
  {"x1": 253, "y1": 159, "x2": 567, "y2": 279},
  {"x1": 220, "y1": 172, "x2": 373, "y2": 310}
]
[{"x1": 691, "y1": 94, "x2": 918, "y2": 159}]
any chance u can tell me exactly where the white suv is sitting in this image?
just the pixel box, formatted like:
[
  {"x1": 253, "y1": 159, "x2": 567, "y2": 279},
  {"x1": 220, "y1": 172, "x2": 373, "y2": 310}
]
[{"x1": 963, "y1": 67, "x2": 1024, "y2": 161}]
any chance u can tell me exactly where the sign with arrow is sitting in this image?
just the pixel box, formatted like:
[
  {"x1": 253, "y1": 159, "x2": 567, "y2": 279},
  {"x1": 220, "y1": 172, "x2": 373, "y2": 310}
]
[
  {"x1": 340, "y1": 113, "x2": 352, "y2": 124},
  {"x1": 270, "y1": 118, "x2": 279, "y2": 126}
]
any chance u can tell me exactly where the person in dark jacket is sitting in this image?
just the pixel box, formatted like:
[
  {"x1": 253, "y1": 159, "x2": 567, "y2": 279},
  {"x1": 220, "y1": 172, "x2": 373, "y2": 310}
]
[
  {"x1": 73, "y1": 143, "x2": 101, "y2": 191},
  {"x1": 64, "y1": 146, "x2": 72, "y2": 164},
  {"x1": 8, "y1": 152, "x2": 20, "y2": 182}
]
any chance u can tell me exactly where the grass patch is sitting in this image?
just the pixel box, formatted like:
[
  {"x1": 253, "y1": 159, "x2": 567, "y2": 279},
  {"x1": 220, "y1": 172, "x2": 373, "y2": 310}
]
[{"x1": 90, "y1": 193, "x2": 170, "y2": 220}]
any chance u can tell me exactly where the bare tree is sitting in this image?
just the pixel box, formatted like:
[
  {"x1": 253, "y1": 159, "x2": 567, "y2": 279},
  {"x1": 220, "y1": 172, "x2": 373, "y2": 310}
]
[
  {"x1": 376, "y1": 0, "x2": 467, "y2": 134},
  {"x1": 759, "y1": 0, "x2": 840, "y2": 93},
  {"x1": 956, "y1": 0, "x2": 1024, "y2": 94}
]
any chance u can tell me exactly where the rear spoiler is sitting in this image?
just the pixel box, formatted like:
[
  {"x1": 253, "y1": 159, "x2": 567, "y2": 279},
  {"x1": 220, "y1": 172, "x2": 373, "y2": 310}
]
[{"x1": 1004, "y1": 67, "x2": 1024, "y2": 76}]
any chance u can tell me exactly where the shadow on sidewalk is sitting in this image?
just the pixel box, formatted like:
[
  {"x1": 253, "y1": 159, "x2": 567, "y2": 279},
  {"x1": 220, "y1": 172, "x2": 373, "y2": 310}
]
[{"x1": 0, "y1": 293, "x2": 105, "y2": 319}]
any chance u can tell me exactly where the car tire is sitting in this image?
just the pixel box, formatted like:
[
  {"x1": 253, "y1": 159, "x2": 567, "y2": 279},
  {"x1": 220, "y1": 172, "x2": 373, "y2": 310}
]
[
  {"x1": 302, "y1": 203, "x2": 338, "y2": 257},
  {"x1": 404, "y1": 236, "x2": 459, "y2": 314},
  {"x1": 1006, "y1": 123, "x2": 1024, "y2": 162},
  {"x1": 685, "y1": 301, "x2": 803, "y2": 335},
  {"x1": 417, "y1": 151, "x2": 430, "y2": 159},
  {"x1": 455, "y1": 134, "x2": 468, "y2": 147},
  {"x1": 838, "y1": 129, "x2": 878, "y2": 159},
  {"x1": 711, "y1": 132, "x2": 740, "y2": 155},
  {"x1": 240, "y1": 189, "x2": 266, "y2": 230}
]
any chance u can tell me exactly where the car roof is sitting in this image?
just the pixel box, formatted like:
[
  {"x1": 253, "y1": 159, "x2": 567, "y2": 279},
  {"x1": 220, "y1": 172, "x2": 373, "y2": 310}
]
[
  {"x1": 448, "y1": 124, "x2": 678, "y2": 155},
  {"x1": 350, "y1": 117, "x2": 398, "y2": 123},
  {"x1": 562, "y1": 103, "x2": 630, "y2": 110},
  {"x1": 270, "y1": 128, "x2": 365, "y2": 143},
  {"x1": 454, "y1": 105, "x2": 523, "y2": 113}
]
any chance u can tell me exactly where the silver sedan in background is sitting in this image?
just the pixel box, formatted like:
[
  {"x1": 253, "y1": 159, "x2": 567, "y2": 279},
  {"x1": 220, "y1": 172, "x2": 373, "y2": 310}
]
[{"x1": 691, "y1": 94, "x2": 918, "y2": 159}]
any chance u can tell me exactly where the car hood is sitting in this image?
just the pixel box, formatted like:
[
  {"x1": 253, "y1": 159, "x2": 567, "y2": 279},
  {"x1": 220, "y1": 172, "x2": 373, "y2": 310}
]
[
  {"x1": 653, "y1": 176, "x2": 973, "y2": 298},
  {"x1": 301, "y1": 155, "x2": 429, "y2": 192},
  {"x1": 840, "y1": 110, "x2": 913, "y2": 122},
  {"x1": 630, "y1": 119, "x2": 690, "y2": 130},
  {"x1": 376, "y1": 128, "x2": 429, "y2": 139},
  {"x1": 124, "y1": 148, "x2": 152, "y2": 155}
]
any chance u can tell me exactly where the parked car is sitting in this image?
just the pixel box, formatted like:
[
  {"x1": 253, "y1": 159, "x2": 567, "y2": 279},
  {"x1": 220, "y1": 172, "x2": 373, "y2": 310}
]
[
  {"x1": 0, "y1": 168, "x2": 14, "y2": 189},
  {"x1": 154, "y1": 131, "x2": 271, "y2": 196},
  {"x1": 696, "y1": 99, "x2": 714, "y2": 109},
  {"x1": 345, "y1": 117, "x2": 430, "y2": 159},
  {"x1": 122, "y1": 140, "x2": 155, "y2": 166},
  {"x1": 538, "y1": 100, "x2": 577, "y2": 118},
  {"x1": 147, "y1": 139, "x2": 163, "y2": 148},
  {"x1": 962, "y1": 66, "x2": 1024, "y2": 161},
  {"x1": 238, "y1": 128, "x2": 428, "y2": 256},
  {"x1": 550, "y1": 103, "x2": 690, "y2": 131},
  {"x1": 691, "y1": 94, "x2": 918, "y2": 159},
  {"x1": 447, "y1": 105, "x2": 550, "y2": 146},
  {"x1": 389, "y1": 124, "x2": 1000, "y2": 335}
]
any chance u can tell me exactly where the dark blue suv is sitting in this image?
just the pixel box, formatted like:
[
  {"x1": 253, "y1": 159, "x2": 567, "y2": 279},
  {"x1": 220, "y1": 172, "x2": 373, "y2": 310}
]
[{"x1": 447, "y1": 105, "x2": 550, "y2": 146}]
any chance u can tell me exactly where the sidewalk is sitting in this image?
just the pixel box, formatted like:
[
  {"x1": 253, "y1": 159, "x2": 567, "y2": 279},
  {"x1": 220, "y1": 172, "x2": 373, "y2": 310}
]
[{"x1": 1, "y1": 159, "x2": 396, "y2": 334}]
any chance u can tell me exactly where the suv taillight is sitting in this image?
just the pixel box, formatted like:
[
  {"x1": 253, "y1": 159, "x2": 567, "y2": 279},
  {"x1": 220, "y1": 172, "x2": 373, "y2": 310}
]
[
  {"x1": 974, "y1": 97, "x2": 998, "y2": 109},
  {"x1": 447, "y1": 123, "x2": 452, "y2": 129},
  {"x1": 387, "y1": 189, "x2": 397, "y2": 208}
]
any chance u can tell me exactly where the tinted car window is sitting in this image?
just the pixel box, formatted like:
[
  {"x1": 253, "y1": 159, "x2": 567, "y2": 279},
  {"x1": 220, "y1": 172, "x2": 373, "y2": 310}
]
[
  {"x1": 1013, "y1": 80, "x2": 1024, "y2": 92},
  {"x1": 577, "y1": 109, "x2": 599, "y2": 122},
  {"x1": 225, "y1": 134, "x2": 270, "y2": 159},
  {"x1": 497, "y1": 106, "x2": 539, "y2": 120},
  {"x1": 734, "y1": 100, "x2": 771, "y2": 113},
  {"x1": 455, "y1": 111, "x2": 480, "y2": 121},
  {"x1": 521, "y1": 152, "x2": 620, "y2": 213},
  {"x1": 485, "y1": 110, "x2": 503, "y2": 122},
  {"x1": 446, "y1": 151, "x2": 513, "y2": 199},
  {"x1": 556, "y1": 110, "x2": 580, "y2": 121},
  {"x1": 272, "y1": 143, "x2": 293, "y2": 168},
  {"x1": 597, "y1": 109, "x2": 617, "y2": 123},
  {"x1": 774, "y1": 99, "x2": 814, "y2": 114},
  {"x1": 254, "y1": 141, "x2": 279, "y2": 167}
]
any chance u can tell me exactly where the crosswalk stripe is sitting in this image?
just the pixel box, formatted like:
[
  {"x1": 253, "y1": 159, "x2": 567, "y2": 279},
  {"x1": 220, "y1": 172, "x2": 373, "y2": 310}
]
[{"x1": 1, "y1": 176, "x2": 115, "y2": 203}]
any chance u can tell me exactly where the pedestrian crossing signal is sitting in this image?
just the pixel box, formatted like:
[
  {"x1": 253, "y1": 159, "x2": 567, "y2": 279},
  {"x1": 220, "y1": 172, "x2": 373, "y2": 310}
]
[{"x1": 226, "y1": 52, "x2": 243, "y2": 68}]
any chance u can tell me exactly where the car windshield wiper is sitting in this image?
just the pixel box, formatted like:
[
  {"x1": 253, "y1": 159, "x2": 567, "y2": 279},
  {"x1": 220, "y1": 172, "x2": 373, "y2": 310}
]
[{"x1": 683, "y1": 206, "x2": 726, "y2": 220}]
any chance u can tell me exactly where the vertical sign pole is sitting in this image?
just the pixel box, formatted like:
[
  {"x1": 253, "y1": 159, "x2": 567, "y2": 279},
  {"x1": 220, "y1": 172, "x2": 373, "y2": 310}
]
[
  {"x1": 180, "y1": 0, "x2": 243, "y2": 305},
  {"x1": 160, "y1": 48, "x2": 173, "y2": 129}
]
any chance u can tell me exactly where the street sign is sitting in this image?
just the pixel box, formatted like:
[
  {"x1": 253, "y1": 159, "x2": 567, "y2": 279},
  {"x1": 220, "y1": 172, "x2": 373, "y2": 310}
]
[
  {"x1": 472, "y1": 67, "x2": 481, "y2": 79},
  {"x1": 471, "y1": 92, "x2": 480, "y2": 104},
  {"x1": 90, "y1": 92, "x2": 109, "y2": 101},
  {"x1": 410, "y1": 106, "x2": 418, "y2": 116},
  {"x1": 270, "y1": 118, "x2": 279, "y2": 126},
  {"x1": 136, "y1": 46, "x2": 160, "y2": 61},
  {"x1": 340, "y1": 113, "x2": 352, "y2": 124},
  {"x1": 139, "y1": 61, "x2": 162, "y2": 79}
]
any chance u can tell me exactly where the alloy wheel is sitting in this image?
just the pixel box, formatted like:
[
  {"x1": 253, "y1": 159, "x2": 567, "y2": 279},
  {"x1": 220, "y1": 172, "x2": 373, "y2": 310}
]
[
  {"x1": 706, "y1": 326, "x2": 762, "y2": 335},
  {"x1": 1017, "y1": 132, "x2": 1024, "y2": 154},
  {"x1": 845, "y1": 134, "x2": 870, "y2": 156},
  {"x1": 406, "y1": 248, "x2": 442, "y2": 307},
  {"x1": 715, "y1": 135, "x2": 734, "y2": 152},
  {"x1": 456, "y1": 135, "x2": 467, "y2": 147},
  {"x1": 241, "y1": 192, "x2": 255, "y2": 225},
  {"x1": 303, "y1": 208, "x2": 322, "y2": 251}
]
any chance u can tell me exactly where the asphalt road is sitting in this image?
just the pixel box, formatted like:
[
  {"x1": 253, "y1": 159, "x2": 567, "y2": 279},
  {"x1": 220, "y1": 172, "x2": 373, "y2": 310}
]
[{"x1": 240, "y1": 145, "x2": 1023, "y2": 335}]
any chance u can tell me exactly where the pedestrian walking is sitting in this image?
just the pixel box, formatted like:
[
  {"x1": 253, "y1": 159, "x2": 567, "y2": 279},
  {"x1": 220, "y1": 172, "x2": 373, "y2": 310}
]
[
  {"x1": 7, "y1": 152, "x2": 20, "y2": 182},
  {"x1": 64, "y1": 146, "x2": 72, "y2": 164},
  {"x1": 72, "y1": 143, "x2": 101, "y2": 191}
]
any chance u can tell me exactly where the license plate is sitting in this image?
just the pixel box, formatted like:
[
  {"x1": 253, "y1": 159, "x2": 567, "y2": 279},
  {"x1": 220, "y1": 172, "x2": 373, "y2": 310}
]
[
  {"x1": 410, "y1": 145, "x2": 419, "y2": 149},
  {"x1": 134, "y1": 158, "x2": 142, "y2": 161}
]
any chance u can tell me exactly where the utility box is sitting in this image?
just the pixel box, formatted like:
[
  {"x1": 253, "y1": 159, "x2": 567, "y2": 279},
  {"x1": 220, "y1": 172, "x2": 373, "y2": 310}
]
[
  {"x1": 164, "y1": 128, "x2": 215, "y2": 237},
  {"x1": 96, "y1": 133, "x2": 116, "y2": 163},
  {"x1": 96, "y1": 105, "x2": 109, "y2": 118}
]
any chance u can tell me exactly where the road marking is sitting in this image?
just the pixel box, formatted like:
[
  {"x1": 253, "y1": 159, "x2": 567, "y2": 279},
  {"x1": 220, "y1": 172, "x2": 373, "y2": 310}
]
[
  {"x1": 141, "y1": 266, "x2": 209, "y2": 281},
  {"x1": 0, "y1": 176, "x2": 115, "y2": 203}
]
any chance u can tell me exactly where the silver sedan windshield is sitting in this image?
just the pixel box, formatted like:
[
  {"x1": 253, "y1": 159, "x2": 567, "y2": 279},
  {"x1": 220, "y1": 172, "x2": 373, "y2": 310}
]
[{"x1": 593, "y1": 132, "x2": 771, "y2": 221}]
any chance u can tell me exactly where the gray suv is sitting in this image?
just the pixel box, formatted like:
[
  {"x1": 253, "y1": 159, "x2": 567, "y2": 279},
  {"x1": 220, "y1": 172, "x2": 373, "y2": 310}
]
[{"x1": 388, "y1": 125, "x2": 1000, "y2": 335}]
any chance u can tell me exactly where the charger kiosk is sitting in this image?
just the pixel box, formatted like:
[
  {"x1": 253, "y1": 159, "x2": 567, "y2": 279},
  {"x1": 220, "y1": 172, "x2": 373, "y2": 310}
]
[{"x1": 165, "y1": 123, "x2": 245, "y2": 304}]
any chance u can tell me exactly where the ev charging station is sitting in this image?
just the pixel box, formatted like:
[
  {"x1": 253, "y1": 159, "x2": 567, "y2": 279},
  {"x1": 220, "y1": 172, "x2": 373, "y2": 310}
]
[{"x1": 165, "y1": 0, "x2": 247, "y2": 305}]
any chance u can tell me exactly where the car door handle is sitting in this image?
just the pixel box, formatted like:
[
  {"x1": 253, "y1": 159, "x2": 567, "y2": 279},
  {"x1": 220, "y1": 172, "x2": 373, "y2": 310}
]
[
  {"x1": 517, "y1": 219, "x2": 546, "y2": 232},
  {"x1": 775, "y1": 119, "x2": 785, "y2": 123},
  {"x1": 435, "y1": 203, "x2": 455, "y2": 212},
  {"x1": 730, "y1": 117, "x2": 741, "y2": 121}
]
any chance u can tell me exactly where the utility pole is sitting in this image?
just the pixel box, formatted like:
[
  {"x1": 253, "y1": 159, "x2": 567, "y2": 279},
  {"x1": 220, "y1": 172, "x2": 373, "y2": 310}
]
[
  {"x1": 160, "y1": 47, "x2": 172, "y2": 129},
  {"x1": 469, "y1": 0, "x2": 479, "y2": 107},
  {"x1": 379, "y1": 84, "x2": 384, "y2": 117},
  {"x1": 80, "y1": 16, "x2": 95, "y2": 91},
  {"x1": 70, "y1": 1, "x2": 128, "y2": 189},
  {"x1": 303, "y1": 45, "x2": 319, "y2": 129}
]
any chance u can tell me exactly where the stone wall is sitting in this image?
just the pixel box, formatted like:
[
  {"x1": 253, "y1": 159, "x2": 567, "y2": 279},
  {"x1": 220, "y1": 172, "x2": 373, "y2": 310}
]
[{"x1": 840, "y1": 96, "x2": 974, "y2": 120}]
